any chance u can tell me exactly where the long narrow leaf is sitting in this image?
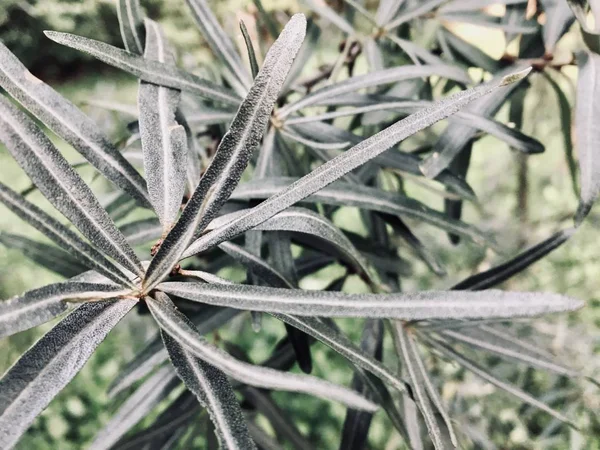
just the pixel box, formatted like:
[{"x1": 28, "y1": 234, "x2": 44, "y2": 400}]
[
  {"x1": 146, "y1": 295, "x2": 378, "y2": 411},
  {"x1": 185, "y1": 0, "x2": 252, "y2": 90},
  {"x1": 0, "y1": 97, "x2": 145, "y2": 278},
  {"x1": 0, "y1": 43, "x2": 150, "y2": 207},
  {"x1": 575, "y1": 50, "x2": 600, "y2": 224},
  {"x1": 117, "y1": 0, "x2": 145, "y2": 54},
  {"x1": 139, "y1": 19, "x2": 187, "y2": 230},
  {"x1": 279, "y1": 65, "x2": 472, "y2": 118},
  {"x1": 158, "y1": 281, "x2": 582, "y2": 319},
  {"x1": 161, "y1": 322, "x2": 257, "y2": 449},
  {"x1": 44, "y1": 31, "x2": 241, "y2": 106},
  {"x1": 301, "y1": 0, "x2": 355, "y2": 34},
  {"x1": 183, "y1": 68, "x2": 530, "y2": 256},
  {"x1": 0, "y1": 299, "x2": 136, "y2": 449},
  {"x1": 143, "y1": 14, "x2": 307, "y2": 290},
  {"x1": 0, "y1": 182, "x2": 133, "y2": 286}
]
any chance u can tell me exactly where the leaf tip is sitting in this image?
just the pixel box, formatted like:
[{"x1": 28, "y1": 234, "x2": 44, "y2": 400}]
[{"x1": 500, "y1": 67, "x2": 532, "y2": 87}]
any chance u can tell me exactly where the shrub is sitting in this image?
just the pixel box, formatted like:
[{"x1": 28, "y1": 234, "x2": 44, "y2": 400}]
[{"x1": 0, "y1": 0, "x2": 598, "y2": 448}]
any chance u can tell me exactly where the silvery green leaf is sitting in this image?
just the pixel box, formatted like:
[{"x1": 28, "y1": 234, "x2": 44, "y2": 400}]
[
  {"x1": 185, "y1": 0, "x2": 252, "y2": 90},
  {"x1": 117, "y1": 0, "x2": 145, "y2": 54},
  {"x1": 439, "y1": 0, "x2": 527, "y2": 14},
  {"x1": 395, "y1": 324, "x2": 450, "y2": 449},
  {"x1": 438, "y1": 27, "x2": 502, "y2": 73},
  {"x1": 375, "y1": 0, "x2": 405, "y2": 26},
  {"x1": 160, "y1": 313, "x2": 257, "y2": 449},
  {"x1": 143, "y1": 14, "x2": 307, "y2": 291},
  {"x1": 224, "y1": 178, "x2": 493, "y2": 247},
  {"x1": 280, "y1": 127, "x2": 351, "y2": 150},
  {"x1": 108, "y1": 306, "x2": 239, "y2": 398},
  {"x1": 121, "y1": 217, "x2": 163, "y2": 246},
  {"x1": 301, "y1": 0, "x2": 355, "y2": 34},
  {"x1": 540, "y1": 0, "x2": 575, "y2": 53},
  {"x1": 185, "y1": 107, "x2": 235, "y2": 127},
  {"x1": 285, "y1": 100, "x2": 544, "y2": 154},
  {"x1": 240, "y1": 20, "x2": 260, "y2": 79},
  {"x1": 575, "y1": 51, "x2": 600, "y2": 224},
  {"x1": 216, "y1": 207, "x2": 372, "y2": 278},
  {"x1": 0, "y1": 233, "x2": 84, "y2": 279},
  {"x1": 440, "y1": 11, "x2": 538, "y2": 33},
  {"x1": 183, "y1": 70, "x2": 530, "y2": 256},
  {"x1": 44, "y1": 31, "x2": 241, "y2": 106},
  {"x1": 0, "y1": 282, "x2": 128, "y2": 339},
  {"x1": 452, "y1": 228, "x2": 576, "y2": 290},
  {"x1": 420, "y1": 64, "x2": 531, "y2": 179},
  {"x1": 89, "y1": 365, "x2": 180, "y2": 450},
  {"x1": 282, "y1": 20, "x2": 321, "y2": 93},
  {"x1": 288, "y1": 121, "x2": 476, "y2": 200},
  {"x1": 0, "y1": 299, "x2": 136, "y2": 449},
  {"x1": 278, "y1": 64, "x2": 472, "y2": 118},
  {"x1": 0, "y1": 97, "x2": 145, "y2": 278},
  {"x1": 146, "y1": 294, "x2": 378, "y2": 411},
  {"x1": 440, "y1": 326, "x2": 581, "y2": 378},
  {"x1": 0, "y1": 182, "x2": 134, "y2": 286},
  {"x1": 386, "y1": 35, "x2": 450, "y2": 66},
  {"x1": 139, "y1": 19, "x2": 187, "y2": 231},
  {"x1": 385, "y1": 0, "x2": 447, "y2": 30},
  {"x1": 159, "y1": 281, "x2": 582, "y2": 319},
  {"x1": 0, "y1": 43, "x2": 150, "y2": 207},
  {"x1": 273, "y1": 314, "x2": 410, "y2": 395},
  {"x1": 423, "y1": 336, "x2": 579, "y2": 428}
]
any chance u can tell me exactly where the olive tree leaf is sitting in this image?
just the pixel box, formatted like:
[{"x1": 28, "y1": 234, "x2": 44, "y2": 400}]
[
  {"x1": 158, "y1": 281, "x2": 582, "y2": 319},
  {"x1": 0, "y1": 182, "x2": 133, "y2": 286},
  {"x1": 161, "y1": 324, "x2": 257, "y2": 449},
  {"x1": 43, "y1": 31, "x2": 241, "y2": 106},
  {"x1": 117, "y1": 0, "x2": 145, "y2": 54},
  {"x1": 185, "y1": 0, "x2": 252, "y2": 90},
  {"x1": 145, "y1": 294, "x2": 378, "y2": 411},
  {"x1": 0, "y1": 282, "x2": 129, "y2": 339},
  {"x1": 121, "y1": 218, "x2": 163, "y2": 246},
  {"x1": 138, "y1": 19, "x2": 188, "y2": 231},
  {"x1": 278, "y1": 65, "x2": 472, "y2": 118},
  {"x1": 88, "y1": 366, "x2": 180, "y2": 450},
  {"x1": 143, "y1": 14, "x2": 307, "y2": 290},
  {"x1": 0, "y1": 97, "x2": 145, "y2": 278},
  {"x1": 384, "y1": 0, "x2": 447, "y2": 31},
  {"x1": 541, "y1": 0, "x2": 575, "y2": 53},
  {"x1": 184, "y1": 68, "x2": 531, "y2": 256},
  {"x1": 0, "y1": 43, "x2": 150, "y2": 207},
  {"x1": 0, "y1": 299, "x2": 137, "y2": 449},
  {"x1": 375, "y1": 0, "x2": 405, "y2": 26},
  {"x1": 574, "y1": 51, "x2": 600, "y2": 224}
]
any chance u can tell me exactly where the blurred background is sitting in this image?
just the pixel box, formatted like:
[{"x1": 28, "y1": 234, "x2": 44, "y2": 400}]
[{"x1": 0, "y1": 0, "x2": 599, "y2": 448}]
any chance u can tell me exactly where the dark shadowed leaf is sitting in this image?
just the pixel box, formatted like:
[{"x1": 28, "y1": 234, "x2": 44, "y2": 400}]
[
  {"x1": 452, "y1": 228, "x2": 576, "y2": 290},
  {"x1": 0, "y1": 183, "x2": 133, "y2": 286},
  {"x1": 117, "y1": 0, "x2": 145, "y2": 54},
  {"x1": 240, "y1": 21, "x2": 260, "y2": 79},
  {"x1": 44, "y1": 31, "x2": 241, "y2": 106},
  {"x1": 143, "y1": 14, "x2": 307, "y2": 290},
  {"x1": 0, "y1": 299, "x2": 136, "y2": 449},
  {"x1": 0, "y1": 282, "x2": 128, "y2": 338},
  {"x1": 0, "y1": 43, "x2": 150, "y2": 207},
  {"x1": 0, "y1": 233, "x2": 84, "y2": 278},
  {"x1": 146, "y1": 294, "x2": 378, "y2": 411},
  {"x1": 574, "y1": 51, "x2": 600, "y2": 224},
  {"x1": 159, "y1": 281, "x2": 582, "y2": 319},
  {"x1": 185, "y1": 0, "x2": 252, "y2": 90},
  {"x1": 138, "y1": 19, "x2": 188, "y2": 231},
  {"x1": 160, "y1": 313, "x2": 257, "y2": 449},
  {"x1": 0, "y1": 97, "x2": 145, "y2": 278},
  {"x1": 184, "y1": 69, "x2": 530, "y2": 256}
]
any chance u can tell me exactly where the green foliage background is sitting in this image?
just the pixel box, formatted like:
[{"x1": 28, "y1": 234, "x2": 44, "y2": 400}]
[{"x1": 0, "y1": 0, "x2": 599, "y2": 448}]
